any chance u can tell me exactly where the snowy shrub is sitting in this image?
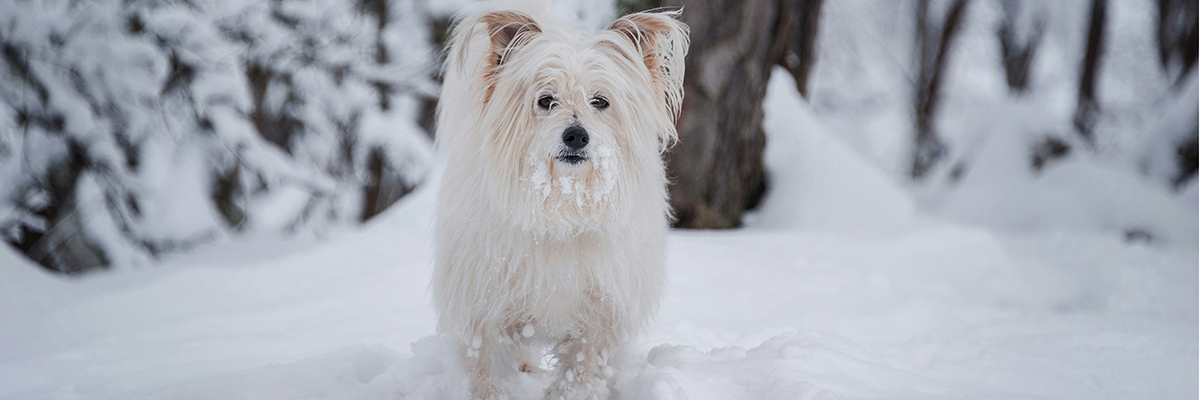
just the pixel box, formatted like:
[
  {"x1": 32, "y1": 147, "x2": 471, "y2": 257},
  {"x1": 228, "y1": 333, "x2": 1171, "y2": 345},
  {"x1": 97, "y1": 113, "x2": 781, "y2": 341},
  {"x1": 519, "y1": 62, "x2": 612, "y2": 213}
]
[{"x1": 0, "y1": 0, "x2": 439, "y2": 273}]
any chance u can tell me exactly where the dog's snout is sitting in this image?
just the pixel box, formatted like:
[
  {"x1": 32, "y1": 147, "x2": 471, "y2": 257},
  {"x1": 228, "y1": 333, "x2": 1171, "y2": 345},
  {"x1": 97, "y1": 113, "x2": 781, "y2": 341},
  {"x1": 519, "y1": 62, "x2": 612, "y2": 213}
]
[{"x1": 562, "y1": 126, "x2": 589, "y2": 150}]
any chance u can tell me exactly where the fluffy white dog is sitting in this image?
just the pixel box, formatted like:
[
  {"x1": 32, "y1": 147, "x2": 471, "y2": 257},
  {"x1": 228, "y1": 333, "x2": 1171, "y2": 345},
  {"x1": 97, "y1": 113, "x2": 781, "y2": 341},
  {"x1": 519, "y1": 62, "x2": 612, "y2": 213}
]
[{"x1": 433, "y1": 7, "x2": 688, "y2": 400}]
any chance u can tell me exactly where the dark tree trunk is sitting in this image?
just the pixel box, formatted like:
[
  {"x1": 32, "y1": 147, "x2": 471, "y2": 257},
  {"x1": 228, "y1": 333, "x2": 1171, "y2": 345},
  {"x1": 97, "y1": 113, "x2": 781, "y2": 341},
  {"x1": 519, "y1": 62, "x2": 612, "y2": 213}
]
[
  {"x1": 211, "y1": 155, "x2": 246, "y2": 229},
  {"x1": 911, "y1": 0, "x2": 970, "y2": 180},
  {"x1": 1173, "y1": 134, "x2": 1198, "y2": 189},
  {"x1": 773, "y1": 0, "x2": 825, "y2": 98},
  {"x1": 1157, "y1": 0, "x2": 1198, "y2": 189},
  {"x1": 997, "y1": 0, "x2": 1044, "y2": 93},
  {"x1": 1156, "y1": 0, "x2": 1198, "y2": 87},
  {"x1": 660, "y1": 0, "x2": 823, "y2": 229},
  {"x1": 1073, "y1": 0, "x2": 1107, "y2": 144}
]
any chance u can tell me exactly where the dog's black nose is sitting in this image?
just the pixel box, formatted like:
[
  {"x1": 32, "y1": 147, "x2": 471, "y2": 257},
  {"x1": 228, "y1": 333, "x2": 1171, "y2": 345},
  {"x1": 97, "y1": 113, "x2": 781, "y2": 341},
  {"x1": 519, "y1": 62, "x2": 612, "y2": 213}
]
[{"x1": 562, "y1": 126, "x2": 589, "y2": 150}]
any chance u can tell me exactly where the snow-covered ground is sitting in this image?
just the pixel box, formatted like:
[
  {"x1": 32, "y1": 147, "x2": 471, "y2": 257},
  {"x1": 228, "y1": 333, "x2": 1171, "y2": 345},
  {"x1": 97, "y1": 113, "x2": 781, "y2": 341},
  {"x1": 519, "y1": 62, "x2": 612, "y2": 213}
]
[{"x1": 1, "y1": 70, "x2": 1195, "y2": 399}]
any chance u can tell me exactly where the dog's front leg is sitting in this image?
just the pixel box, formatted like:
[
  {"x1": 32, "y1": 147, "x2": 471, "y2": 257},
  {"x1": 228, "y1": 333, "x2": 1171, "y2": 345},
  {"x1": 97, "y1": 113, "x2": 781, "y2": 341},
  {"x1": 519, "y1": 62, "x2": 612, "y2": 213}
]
[
  {"x1": 464, "y1": 329, "x2": 506, "y2": 400},
  {"x1": 465, "y1": 323, "x2": 545, "y2": 400},
  {"x1": 547, "y1": 309, "x2": 620, "y2": 400}
]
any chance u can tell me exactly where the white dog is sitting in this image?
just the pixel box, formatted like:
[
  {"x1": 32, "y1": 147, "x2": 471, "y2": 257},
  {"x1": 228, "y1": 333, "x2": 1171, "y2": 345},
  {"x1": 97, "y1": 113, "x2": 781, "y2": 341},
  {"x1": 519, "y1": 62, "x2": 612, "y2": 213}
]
[{"x1": 433, "y1": 7, "x2": 688, "y2": 400}]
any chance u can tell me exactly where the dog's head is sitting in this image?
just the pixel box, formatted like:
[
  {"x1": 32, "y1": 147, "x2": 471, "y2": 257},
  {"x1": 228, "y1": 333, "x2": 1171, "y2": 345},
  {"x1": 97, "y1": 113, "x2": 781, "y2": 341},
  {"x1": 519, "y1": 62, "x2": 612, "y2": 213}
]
[{"x1": 440, "y1": 10, "x2": 688, "y2": 236}]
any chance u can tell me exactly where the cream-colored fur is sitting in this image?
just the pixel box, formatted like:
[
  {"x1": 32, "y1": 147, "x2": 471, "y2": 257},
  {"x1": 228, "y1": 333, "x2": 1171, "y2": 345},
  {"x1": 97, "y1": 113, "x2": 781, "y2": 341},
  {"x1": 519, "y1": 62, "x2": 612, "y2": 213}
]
[{"x1": 433, "y1": 8, "x2": 688, "y2": 400}]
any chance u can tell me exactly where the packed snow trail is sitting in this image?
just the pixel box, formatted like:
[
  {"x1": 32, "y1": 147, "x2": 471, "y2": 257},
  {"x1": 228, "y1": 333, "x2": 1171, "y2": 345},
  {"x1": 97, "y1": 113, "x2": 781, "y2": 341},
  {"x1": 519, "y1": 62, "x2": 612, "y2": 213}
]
[{"x1": 1, "y1": 71, "x2": 1195, "y2": 399}]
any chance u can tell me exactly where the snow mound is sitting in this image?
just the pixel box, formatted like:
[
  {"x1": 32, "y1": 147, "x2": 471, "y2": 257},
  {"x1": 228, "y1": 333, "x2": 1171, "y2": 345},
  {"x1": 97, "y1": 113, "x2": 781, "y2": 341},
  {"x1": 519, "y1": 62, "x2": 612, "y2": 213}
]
[
  {"x1": 938, "y1": 122, "x2": 1199, "y2": 248},
  {"x1": 751, "y1": 69, "x2": 916, "y2": 232}
]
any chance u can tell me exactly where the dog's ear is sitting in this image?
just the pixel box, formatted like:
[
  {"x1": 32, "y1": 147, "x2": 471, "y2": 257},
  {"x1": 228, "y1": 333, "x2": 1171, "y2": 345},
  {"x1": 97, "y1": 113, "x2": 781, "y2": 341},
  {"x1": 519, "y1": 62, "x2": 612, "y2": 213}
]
[
  {"x1": 446, "y1": 11, "x2": 541, "y2": 103},
  {"x1": 478, "y1": 11, "x2": 542, "y2": 69},
  {"x1": 605, "y1": 11, "x2": 690, "y2": 120}
]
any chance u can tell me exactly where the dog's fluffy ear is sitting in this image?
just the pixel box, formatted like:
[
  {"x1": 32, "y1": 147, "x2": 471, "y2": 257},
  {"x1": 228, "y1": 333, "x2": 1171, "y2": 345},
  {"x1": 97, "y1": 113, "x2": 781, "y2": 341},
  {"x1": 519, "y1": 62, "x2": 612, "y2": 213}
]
[
  {"x1": 447, "y1": 11, "x2": 541, "y2": 102},
  {"x1": 605, "y1": 11, "x2": 690, "y2": 121},
  {"x1": 478, "y1": 11, "x2": 541, "y2": 68}
]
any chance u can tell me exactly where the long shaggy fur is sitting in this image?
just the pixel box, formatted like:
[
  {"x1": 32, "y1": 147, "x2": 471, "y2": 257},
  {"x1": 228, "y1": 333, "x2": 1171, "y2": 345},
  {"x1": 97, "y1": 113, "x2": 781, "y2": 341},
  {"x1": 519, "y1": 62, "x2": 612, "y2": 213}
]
[{"x1": 433, "y1": 8, "x2": 688, "y2": 400}]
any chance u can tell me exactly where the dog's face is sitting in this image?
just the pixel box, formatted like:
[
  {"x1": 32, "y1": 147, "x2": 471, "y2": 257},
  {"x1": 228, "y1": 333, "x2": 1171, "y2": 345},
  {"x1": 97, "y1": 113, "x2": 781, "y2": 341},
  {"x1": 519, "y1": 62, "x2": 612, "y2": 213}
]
[
  {"x1": 515, "y1": 39, "x2": 630, "y2": 213},
  {"x1": 442, "y1": 11, "x2": 688, "y2": 236}
]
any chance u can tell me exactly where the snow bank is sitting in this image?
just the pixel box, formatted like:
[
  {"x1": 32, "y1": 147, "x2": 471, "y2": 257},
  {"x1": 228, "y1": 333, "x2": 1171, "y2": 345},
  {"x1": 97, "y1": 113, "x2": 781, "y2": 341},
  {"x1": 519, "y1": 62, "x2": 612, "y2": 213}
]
[
  {"x1": 751, "y1": 69, "x2": 916, "y2": 233},
  {"x1": 939, "y1": 129, "x2": 1199, "y2": 247}
]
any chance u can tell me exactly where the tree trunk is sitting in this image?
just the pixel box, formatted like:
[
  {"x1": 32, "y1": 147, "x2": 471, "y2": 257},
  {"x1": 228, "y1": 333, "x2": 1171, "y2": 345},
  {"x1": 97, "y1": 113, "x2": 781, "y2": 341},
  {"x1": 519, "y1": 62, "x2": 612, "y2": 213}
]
[
  {"x1": 660, "y1": 0, "x2": 823, "y2": 229},
  {"x1": 1156, "y1": 0, "x2": 1198, "y2": 87},
  {"x1": 911, "y1": 0, "x2": 970, "y2": 180},
  {"x1": 774, "y1": 0, "x2": 825, "y2": 98},
  {"x1": 1073, "y1": 0, "x2": 1107, "y2": 144},
  {"x1": 997, "y1": 0, "x2": 1045, "y2": 93},
  {"x1": 1156, "y1": 0, "x2": 1198, "y2": 188}
]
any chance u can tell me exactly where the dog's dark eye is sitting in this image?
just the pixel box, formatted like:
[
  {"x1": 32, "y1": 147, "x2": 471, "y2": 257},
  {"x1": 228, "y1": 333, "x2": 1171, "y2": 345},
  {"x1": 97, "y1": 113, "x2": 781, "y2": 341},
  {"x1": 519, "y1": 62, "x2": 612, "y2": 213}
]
[
  {"x1": 590, "y1": 97, "x2": 609, "y2": 110},
  {"x1": 537, "y1": 95, "x2": 554, "y2": 110}
]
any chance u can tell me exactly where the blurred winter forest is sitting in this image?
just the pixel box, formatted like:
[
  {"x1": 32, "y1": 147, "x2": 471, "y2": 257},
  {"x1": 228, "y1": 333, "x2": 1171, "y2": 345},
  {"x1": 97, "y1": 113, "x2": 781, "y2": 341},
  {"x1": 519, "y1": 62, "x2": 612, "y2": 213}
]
[{"x1": 0, "y1": 0, "x2": 1196, "y2": 274}]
